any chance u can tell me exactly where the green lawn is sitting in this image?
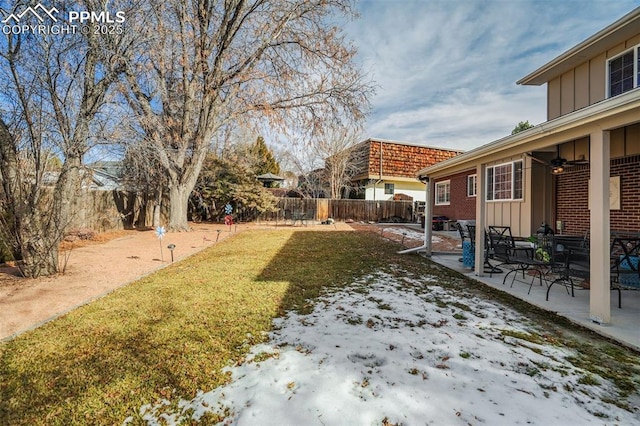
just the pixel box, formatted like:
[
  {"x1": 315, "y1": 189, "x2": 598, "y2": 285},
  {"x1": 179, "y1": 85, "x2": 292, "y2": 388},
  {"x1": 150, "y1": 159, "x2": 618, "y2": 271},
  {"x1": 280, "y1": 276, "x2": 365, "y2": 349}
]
[
  {"x1": 1, "y1": 228, "x2": 638, "y2": 425},
  {"x1": 0, "y1": 229, "x2": 410, "y2": 425}
]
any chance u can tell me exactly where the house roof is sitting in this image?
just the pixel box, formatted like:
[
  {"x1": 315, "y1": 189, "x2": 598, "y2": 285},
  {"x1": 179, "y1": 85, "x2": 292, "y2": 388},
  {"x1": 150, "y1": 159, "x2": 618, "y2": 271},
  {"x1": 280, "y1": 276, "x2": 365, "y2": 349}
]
[
  {"x1": 256, "y1": 172, "x2": 285, "y2": 181},
  {"x1": 357, "y1": 137, "x2": 462, "y2": 153},
  {"x1": 352, "y1": 138, "x2": 463, "y2": 181},
  {"x1": 518, "y1": 7, "x2": 640, "y2": 86}
]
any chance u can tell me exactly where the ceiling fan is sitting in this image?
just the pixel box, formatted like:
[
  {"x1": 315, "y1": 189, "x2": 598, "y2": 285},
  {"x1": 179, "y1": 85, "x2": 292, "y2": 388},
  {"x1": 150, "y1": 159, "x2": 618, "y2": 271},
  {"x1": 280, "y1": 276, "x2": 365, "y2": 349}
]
[
  {"x1": 549, "y1": 147, "x2": 589, "y2": 174},
  {"x1": 550, "y1": 155, "x2": 566, "y2": 174}
]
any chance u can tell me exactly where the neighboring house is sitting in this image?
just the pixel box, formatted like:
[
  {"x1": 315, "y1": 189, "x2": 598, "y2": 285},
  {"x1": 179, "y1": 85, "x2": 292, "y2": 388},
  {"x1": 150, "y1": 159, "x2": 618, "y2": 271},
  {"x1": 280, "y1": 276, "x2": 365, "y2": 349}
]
[
  {"x1": 417, "y1": 7, "x2": 640, "y2": 325},
  {"x1": 347, "y1": 138, "x2": 461, "y2": 201},
  {"x1": 41, "y1": 161, "x2": 123, "y2": 190},
  {"x1": 87, "y1": 161, "x2": 124, "y2": 190}
]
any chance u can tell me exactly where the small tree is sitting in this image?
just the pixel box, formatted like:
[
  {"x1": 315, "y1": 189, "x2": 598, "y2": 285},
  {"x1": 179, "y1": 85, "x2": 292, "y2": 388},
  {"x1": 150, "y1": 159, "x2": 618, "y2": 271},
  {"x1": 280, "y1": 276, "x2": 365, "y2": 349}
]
[
  {"x1": 0, "y1": 3, "x2": 128, "y2": 277},
  {"x1": 192, "y1": 153, "x2": 278, "y2": 221},
  {"x1": 120, "y1": 141, "x2": 170, "y2": 228},
  {"x1": 250, "y1": 136, "x2": 281, "y2": 178},
  {"x1": 512, "y1": 120, "x2": 534, "y2": 134}
]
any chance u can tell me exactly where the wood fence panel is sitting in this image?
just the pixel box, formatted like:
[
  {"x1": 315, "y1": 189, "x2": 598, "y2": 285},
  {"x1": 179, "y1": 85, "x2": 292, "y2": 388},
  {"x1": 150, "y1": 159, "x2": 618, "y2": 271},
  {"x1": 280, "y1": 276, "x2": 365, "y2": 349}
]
[{"x1": 70, "y1": 193, "x2": 417, "y2": 231}]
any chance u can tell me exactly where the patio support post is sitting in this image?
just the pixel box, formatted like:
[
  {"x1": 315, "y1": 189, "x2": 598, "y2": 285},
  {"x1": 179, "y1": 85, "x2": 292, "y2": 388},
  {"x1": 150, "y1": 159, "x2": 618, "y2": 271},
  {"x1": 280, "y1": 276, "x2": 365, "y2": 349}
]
[
  {"x1": 424, "y1": 177, "x2": 433, "y2": 256},
  {"x1": 474, "y1": 163, "x2": 487, "y2": 276},
  {"x1": 589, "y1": 129, "x2": 611, "y2": 324}
]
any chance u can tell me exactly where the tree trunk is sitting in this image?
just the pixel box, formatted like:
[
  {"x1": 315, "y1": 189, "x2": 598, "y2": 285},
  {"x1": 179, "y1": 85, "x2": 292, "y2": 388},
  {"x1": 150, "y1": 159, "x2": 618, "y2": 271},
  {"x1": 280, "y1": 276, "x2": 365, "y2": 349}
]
[
  {"x1": 152, "y1": 187, "x2": 163, "y2": 228},
  {"x1": 168, "y1": 184, "x2": 191, "y2": 231},
  {"x1": 19, "y1": 225, "x2": 59, "y2": 277},
  {"x1": 1, "y1": 118, "x2": 60, "y2": 277}
]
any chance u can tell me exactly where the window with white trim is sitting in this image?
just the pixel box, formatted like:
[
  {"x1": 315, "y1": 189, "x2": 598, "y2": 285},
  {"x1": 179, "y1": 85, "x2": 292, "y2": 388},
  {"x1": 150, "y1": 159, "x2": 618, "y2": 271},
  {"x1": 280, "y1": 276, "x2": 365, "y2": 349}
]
[
  {"x1": 384, "y1": 183, "x2": 394, "y2": 195},
  {"x1": 486, "y1": 160, "x2": 523, "y2": 201},
  {"x1": 608, "y1": 45, "x2": 640, "y2": 97},
  {"x1": 435, "y1": 180, "x2": 450, "y2": 205},
  {"x1": 467, "y1": 174, "x2": 477, "y2": 197}
]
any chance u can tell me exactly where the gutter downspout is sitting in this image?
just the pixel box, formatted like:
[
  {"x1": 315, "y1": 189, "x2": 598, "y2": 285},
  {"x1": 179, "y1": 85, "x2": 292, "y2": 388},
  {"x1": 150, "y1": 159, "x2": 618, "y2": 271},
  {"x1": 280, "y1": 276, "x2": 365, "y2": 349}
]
[
  {"x1": 398, "y1": 175, "x2": 431, "y2": 255},
  {"x1": 373, "y1": 139, "x2": 383, "y2": 201}
]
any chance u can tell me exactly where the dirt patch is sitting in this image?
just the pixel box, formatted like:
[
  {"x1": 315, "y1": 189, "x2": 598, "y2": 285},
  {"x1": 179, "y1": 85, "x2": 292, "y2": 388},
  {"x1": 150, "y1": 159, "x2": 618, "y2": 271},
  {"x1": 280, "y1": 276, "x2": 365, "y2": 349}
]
[{"x1": 0, "y1": 223, "x2": 238, "y2": 340}]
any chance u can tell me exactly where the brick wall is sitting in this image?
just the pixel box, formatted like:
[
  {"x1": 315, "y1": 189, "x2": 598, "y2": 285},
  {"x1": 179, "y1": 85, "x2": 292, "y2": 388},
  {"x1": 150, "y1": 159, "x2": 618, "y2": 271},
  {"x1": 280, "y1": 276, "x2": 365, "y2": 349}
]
[
  {"x1": 611, "y1": 155, "x2": 640, "y2": 233},
  {"x1": 433, "y1": 171, "x2": 476, "y2": 220},
  {"x1": 555, "y1": 165, "x2": 589, "y2": 235},
  {"x1": 556, "y1": 154, "x2": 640, "y2": 235}
]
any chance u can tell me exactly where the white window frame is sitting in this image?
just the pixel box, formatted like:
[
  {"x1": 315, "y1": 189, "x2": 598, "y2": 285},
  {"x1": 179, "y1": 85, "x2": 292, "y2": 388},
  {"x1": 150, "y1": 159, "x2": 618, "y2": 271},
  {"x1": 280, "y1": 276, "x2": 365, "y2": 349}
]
[
  {"x1": 607, "y1": 45, "x2": 639, "y2": 98},
  {"x1": 467, "y1": 174, "x2": 477, "y2": 197},
  {"x1": 435, "y1": 180, "x2": 451, "y2": 205},
  {"x1": 486, "y1": 160, "x2": 523, "y2": 202}
]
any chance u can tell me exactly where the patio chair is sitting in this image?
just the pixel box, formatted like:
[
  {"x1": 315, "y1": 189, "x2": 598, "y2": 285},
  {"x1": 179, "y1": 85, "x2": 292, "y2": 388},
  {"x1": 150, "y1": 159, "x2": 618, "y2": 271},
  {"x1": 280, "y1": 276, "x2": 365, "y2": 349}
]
[
  {"x1": 609, "y1": 235, "x2": 640, "y2": 303},
  {"x1": 467, "y1": 224, "x2": 502, "y2": 274},
  {"x1": 546, "y1": 235, "x2": 622, "y2": 308},
  {"x1": 487, "y1": 226, "x2": 539, "y2": 289},
  {"x1": 301, "y1": 209, "x2": 315, "y2": 227},
  {"x1": 283, "y1": 209, "x2": 293, "y2": 225}
]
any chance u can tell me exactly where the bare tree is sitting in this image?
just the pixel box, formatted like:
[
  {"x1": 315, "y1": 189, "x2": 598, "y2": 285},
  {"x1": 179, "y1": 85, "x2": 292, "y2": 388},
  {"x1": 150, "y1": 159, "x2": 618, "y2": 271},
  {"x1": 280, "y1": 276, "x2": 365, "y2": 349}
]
[
  {"x1": 120, "y1": 141, "x2": 169, "y2": 228},
  {"x1": 117, "y1": 0, "x2": 373, "y2": 230},
  {"x1": 0, "y1": 3, "x2": 129, "y2": 277},
  {"x1": 316, "y1": 126, "x2": 365, "y2": 199}
]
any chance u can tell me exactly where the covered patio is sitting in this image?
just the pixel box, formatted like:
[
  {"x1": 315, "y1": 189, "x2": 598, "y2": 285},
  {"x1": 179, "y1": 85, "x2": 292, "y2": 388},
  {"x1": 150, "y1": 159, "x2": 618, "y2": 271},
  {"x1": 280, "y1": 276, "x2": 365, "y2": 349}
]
[
  {"x1": 417, "y1": 105, "x2": 640, "y2": 328},
  {"x1": 409, "y1": 9, "x2": 640, "y2": 349},
  {"x1": 429, "y1": 250, "x2": 640, "y2": 351}
]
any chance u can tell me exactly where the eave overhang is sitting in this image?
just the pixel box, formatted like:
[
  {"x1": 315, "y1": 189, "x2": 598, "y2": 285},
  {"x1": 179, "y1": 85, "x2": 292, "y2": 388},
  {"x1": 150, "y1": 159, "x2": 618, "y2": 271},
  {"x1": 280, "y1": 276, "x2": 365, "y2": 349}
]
[
  {"x1": 517, "y1": 7, "x2": 640, "y2": 86},
  {"x1": 417, "y1": 88, "x2": 640, "y2": 178}
]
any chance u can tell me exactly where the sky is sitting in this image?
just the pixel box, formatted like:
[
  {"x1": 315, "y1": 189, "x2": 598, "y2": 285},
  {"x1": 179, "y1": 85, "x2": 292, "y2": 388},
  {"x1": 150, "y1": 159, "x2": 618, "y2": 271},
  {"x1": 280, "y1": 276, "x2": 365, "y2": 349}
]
[
  {"x1": 133, "y1": 255, "x2": 640, "y2": 425},
  {"x1": 343, "y1": 0, "x2": 640, "y2": 151}
]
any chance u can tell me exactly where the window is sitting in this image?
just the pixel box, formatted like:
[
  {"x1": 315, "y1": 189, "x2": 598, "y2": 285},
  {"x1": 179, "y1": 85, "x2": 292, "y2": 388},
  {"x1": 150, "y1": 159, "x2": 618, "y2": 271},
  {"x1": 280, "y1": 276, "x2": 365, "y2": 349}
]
[
  {"x1": 608, "y1": 46, "x2": 639, "y2": 97},
  {"x1": 467, "y1": 174, "x2": 477, "y2": 197},
  {"x1": 384, "y1": 183, "x2": 394, "y2": 195},
  {"x1": 435, "y1": 180, "x2": 450, "y2": 205},
  {"x1": 486, "y1": 160, "x2": 523, "y2": 201}
]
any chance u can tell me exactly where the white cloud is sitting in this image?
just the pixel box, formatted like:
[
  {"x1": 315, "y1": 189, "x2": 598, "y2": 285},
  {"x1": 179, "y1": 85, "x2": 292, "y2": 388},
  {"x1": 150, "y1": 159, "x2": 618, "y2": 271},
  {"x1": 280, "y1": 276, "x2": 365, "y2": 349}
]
[{"x1": 345, "y1": 0, "x2": 639, "y2": 149}]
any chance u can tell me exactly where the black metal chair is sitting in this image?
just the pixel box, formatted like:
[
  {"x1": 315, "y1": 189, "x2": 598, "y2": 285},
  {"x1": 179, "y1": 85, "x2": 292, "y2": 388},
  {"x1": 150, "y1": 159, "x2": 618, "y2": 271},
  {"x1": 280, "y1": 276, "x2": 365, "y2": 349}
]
[
  {"x1": 486, "y1": 226, "x2": 538, "y2": 288},
  {"x1": 301, "y1": 209, "x2": 315, "y2": 227},
  {"x1": 283, "y1": 209, "x2": 293, "y2": 225},
  {"x1": 545, "y1": 235, "x2": 622, "y2": 308},
  {"x1": 609, "y1": 235, "x2": 640, "y2": 306},
  {"x1": 467, "y1": 224, "x2": 502, "y2": 274}
]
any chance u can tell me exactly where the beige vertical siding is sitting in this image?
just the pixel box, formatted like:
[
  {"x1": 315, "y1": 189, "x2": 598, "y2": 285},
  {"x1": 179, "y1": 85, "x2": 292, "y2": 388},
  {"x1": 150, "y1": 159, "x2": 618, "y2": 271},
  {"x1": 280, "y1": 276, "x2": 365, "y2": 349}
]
[{"x1": 546, "y1": 36, "x2": 640, "y2": 121}]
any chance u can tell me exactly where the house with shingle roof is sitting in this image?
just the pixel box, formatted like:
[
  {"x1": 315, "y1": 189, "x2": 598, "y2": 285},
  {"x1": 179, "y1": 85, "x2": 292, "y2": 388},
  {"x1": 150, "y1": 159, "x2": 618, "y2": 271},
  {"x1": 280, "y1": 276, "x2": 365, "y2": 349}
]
[{"x1": 346, "y1": 138, "x2": 462, "y2": 202}]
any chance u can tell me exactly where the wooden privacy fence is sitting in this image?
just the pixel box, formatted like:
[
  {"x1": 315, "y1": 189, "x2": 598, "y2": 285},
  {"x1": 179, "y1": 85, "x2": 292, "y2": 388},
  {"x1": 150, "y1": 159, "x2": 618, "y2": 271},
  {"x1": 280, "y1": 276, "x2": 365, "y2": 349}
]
[
  {"x1": 260, "y1": 198, "x2": 416, "y2": 223},
  {"x1": 64, "y1": 192, "x2": 417, "y2": 234}
]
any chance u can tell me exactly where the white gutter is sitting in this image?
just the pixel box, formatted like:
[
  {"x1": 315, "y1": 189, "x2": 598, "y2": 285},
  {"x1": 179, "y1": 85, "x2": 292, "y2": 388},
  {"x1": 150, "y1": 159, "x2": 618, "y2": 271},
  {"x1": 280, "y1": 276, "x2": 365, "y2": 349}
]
[{"x1": 398, "y1": 176, "x2": 431, "y2": 255}]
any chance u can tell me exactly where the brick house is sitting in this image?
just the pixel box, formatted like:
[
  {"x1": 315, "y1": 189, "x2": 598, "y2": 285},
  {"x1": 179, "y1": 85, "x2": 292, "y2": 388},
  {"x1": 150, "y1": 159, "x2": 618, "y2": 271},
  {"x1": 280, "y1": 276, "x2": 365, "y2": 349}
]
[
  {"x1": 346, "y1": 138, "x2": 461, "y2": 202},
  {"x1": 417, "y1": 7, "x2": 640, "y2": 325}
]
